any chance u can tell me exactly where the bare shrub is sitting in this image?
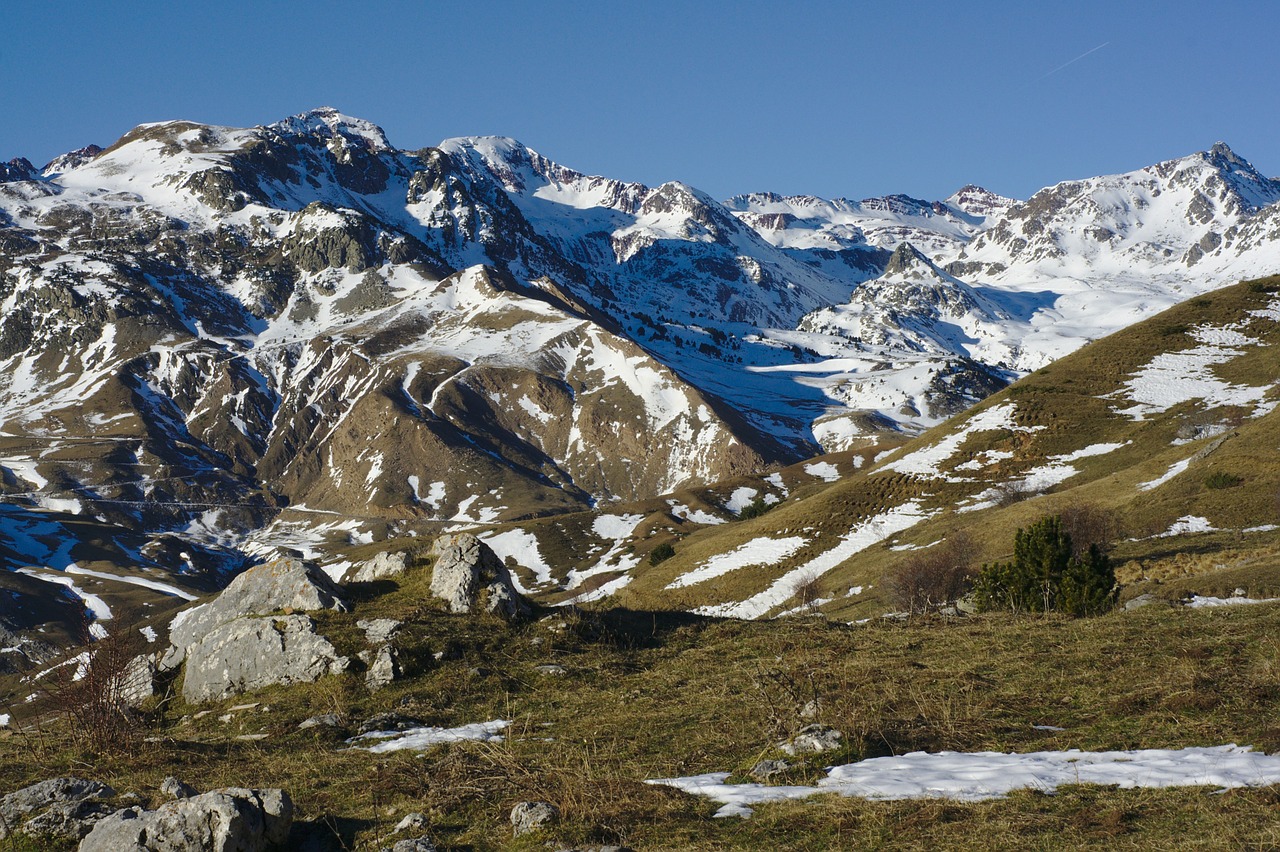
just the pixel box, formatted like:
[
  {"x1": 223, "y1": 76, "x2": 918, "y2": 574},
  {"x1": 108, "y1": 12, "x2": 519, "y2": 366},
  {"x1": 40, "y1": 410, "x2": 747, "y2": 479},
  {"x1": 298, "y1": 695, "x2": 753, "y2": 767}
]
[
  {"x1": 1057, "y1": 501, "x2": 1119, "y2": 557},
  {"x1": 884, "y1": 532, "x2": 976, "y2": 615},
  {"x1": 791, "y1": 575, "x2": 824, "y2": 612},
  {"x1": 995, "y1": 480, "x2": 1036, "y2": 507},
  {"x1": 41, "y1": 623, "x2": 148, "y2": 752}
]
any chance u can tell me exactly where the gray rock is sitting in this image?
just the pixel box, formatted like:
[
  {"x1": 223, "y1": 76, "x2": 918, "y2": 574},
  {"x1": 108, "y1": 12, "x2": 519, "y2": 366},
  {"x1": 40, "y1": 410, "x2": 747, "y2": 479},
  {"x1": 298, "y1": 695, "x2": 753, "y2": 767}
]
[
  {"x1": 510, "y1": 800, "x2": 559, "y2": 837},
  {"x1": 1124, "y1": 593, "x2": 1174, "y2": 611},
  {"x1": 181, "y1": 615, "x2": 350, "y2": 703},
  {"x1": 358, "y1": 618, "x2": 403, "y2": 645},
  {"x1": 0, "y1": 777, "x2": 115, "y2": 840},
  {"x1": 18, "y1": 797, "x2": 116, "y2": 841},
  {"x1": 119, "y1": 653, "x2": 159, "y2": 707},
  {"x1": 748, "y1": 759, "x2": 792, "y2": 782},
  {"x1": 298, "y1": 713, "x2": 344, "y2": 731},
  {"x1": 347, "y1": 551, "x2": 408, "y2": 584},
  {"x1": 393, "y1": 812, "x2": 428, "y2": 833},
  {"x1": 163, "y1": 558, "x2": 348, "y2": 670},
  {"x1": 358, "y1": 712, "x2": 423, "y2": 735},
  {"x1": 781, "y1": 724, "x2": 844, "y2": 755},
  {"x1": 380, "y1": 838, "x2": 436, "y2": 852},
  {"x1": 535, "y1": 664, "x2": 567, "y2": 677},
  {"x1": 365, "y1": 645, "x2": 400, "y2": 692},
  {"x1": 428, "y1": 534, "x2": 530, "y2": 619},
  {"x1": 79, "y1": 787, "x2": 292, "y2": 852},
  {"x1": 160, "y1": 777, "x2": 197, "y2": 800}
]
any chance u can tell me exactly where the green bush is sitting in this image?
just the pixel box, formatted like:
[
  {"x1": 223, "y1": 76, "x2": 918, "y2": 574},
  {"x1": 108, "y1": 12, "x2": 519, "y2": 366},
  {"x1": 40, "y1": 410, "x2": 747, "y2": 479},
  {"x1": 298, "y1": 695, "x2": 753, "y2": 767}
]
[
  {"x1": 973, "y1": 514, "x2": 1116, "y2": 616},
  {"x1": 649, "y1": 542, "x2": 676, "y2": 566},
  {"x1": 1204, "y1": 472, "x2": 1243, "y2": 490},
  {"x1": 737, "y1": 497, "x2": 774, "y2": 520}
]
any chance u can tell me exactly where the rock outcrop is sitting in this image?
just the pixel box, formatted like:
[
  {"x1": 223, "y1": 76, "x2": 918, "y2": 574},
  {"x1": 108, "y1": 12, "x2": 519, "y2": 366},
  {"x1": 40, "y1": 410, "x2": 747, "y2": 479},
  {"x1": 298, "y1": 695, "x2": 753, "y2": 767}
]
[
  {"x1": 164, "y1": 558, "x2": 348, "y2": 669},
  {"x1": 0, "y1": 777, "x2": 117, "y2": 842},
  {"x1": 346, "y1": 551, "x2": 409, "y2": 584},
  {"x1": 79, "y1": 787, "x2": 292, "y2": 852},
  {"x1": 182, "y1": 615, "x2": 349, "y2": 703},
  {"x1": 428, "y1": 534, "x2": 530, "y2": 619}
]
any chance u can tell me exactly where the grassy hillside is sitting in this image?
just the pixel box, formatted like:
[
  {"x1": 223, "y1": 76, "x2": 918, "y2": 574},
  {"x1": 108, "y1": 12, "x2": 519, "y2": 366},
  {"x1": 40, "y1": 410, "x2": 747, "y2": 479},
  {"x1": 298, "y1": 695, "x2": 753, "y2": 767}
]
[
  {"x1": 594, "y1": 276, "x2": 1280, "y2": 618},
  {"x1": 3, "y1": 568, "x2": 1280, "y2": 849}
]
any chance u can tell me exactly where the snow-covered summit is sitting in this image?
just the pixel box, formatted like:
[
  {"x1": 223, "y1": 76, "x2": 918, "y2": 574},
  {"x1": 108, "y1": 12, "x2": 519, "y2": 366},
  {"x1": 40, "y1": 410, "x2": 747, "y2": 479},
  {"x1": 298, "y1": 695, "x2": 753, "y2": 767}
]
[{"x1": 269, "y1": 106, "x2": 395, "y2": 153}]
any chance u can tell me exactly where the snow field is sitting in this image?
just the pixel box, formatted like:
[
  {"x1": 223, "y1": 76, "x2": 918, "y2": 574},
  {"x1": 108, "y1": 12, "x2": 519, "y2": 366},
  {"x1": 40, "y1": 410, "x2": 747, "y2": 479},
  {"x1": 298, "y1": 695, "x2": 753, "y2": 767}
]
[{"x1": 649, "y1": 745, "x2": 1280, "y2": 817}]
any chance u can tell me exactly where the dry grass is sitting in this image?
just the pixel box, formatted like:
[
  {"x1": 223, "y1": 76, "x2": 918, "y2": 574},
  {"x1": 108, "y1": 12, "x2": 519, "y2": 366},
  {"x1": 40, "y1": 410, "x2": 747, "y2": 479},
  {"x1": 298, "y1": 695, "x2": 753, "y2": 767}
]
[{"x1": 5, "y1": 596, "x2": 1280, "y2": 850}]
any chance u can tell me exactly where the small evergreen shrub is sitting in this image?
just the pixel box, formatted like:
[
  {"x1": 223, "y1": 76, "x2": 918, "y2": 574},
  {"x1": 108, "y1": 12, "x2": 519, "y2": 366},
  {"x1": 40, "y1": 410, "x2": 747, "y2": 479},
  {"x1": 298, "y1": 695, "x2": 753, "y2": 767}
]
[
  {"x1": 649, "y1": 542, "x2": 676, "y2": 566},
  {"x1": 737, "y1": 497, "x2": 774, "y2": 520},
  {"x1": 972, "y1": 514, "x2": 1116, "y2": 616},
  {"x1": 1204, "y1": 472, "x2": 1243, "y2": 490}
]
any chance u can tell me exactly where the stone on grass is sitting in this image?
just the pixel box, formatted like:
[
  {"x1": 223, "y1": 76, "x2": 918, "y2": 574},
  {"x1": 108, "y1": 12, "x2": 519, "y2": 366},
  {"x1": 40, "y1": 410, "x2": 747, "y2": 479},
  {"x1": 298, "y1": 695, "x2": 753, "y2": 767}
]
[
  {"x1": 429, "y1": 534, "x2": 530, "y2": 620},
  {"x1": 347, "y1": 551, "x2": 409, "y2": 584},
  {"x1": 298, "y1": 714, "x2": 344, "y2": 731},
  {"x1": 393, "y1": 812, "x2": 429, "y2": 833},
  {"x1": 358, "y1": 618, "x2": 403, "y2": 645},
  {"x1": 19, "y1": 796, "x2": 117, "y2": 841},
  {"x1": 780, "y1": 724, "x2": 843, "y2": 755},
  {"x1": 164, "y1": 558, "x2": 348, "y2": 669},
  {"x1": 365, "y1": 645, "x2": 400, "y2": 692},
  {"x1": 79, "y1": 787, "x2": 292, "y2": 852},
  {"x1": 160, "y1": 777, "x2": 197, "y2": 800},
  {"x1": 749, "y1": 759, "x2": 792, "y2": 782},
  {"x1": 380, "y1": 838, "x2": 436, "y2": 852},
  {"x1": 181, "y1": 615, "x2": 349, "y2": 703},
  {"x1": 510, "y1": 800, "x2": 559, "y2": 837}
]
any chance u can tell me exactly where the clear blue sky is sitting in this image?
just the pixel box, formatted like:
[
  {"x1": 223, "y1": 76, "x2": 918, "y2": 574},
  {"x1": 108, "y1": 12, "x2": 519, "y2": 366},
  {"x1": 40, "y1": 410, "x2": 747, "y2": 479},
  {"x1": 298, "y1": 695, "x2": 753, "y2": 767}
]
[{"x1": 4, "y1": 0, "x2": 1278, "y2": 201}]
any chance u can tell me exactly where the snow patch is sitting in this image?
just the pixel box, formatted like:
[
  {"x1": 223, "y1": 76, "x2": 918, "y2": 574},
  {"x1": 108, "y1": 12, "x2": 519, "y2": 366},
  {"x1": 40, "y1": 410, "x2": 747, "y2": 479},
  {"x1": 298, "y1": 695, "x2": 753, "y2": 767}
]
[
  {"x1": 1158, "y1": 515, "x2": 1217, "y2": 537},
  {"x1": 349, "y1": 720, "x2": 510, "y2": 753},
  {"x1": 666, "y1": 537, "x2": 808, "y2": 590},
  {"x1": 697, "y1": 502, "x2": 932, "y2": 619},
  {"x1": 649, "y1": 745, "x2": 1280, "y2": 817},
  {"x1": 803, "y1": 462, "x2": 840, "y2": 482}
]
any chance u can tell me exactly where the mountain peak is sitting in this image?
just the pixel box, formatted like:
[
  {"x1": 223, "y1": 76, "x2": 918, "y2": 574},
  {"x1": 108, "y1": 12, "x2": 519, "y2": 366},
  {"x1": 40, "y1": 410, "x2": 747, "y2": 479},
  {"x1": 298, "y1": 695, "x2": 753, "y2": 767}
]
[
  {"x1": 0, "y1": 157, "x2": 38, "y2": 182},
  {"x1": 269, "y1": 107, "x2": 393, "y2": 152},
  {"x1": 883, "y1": 241, "x2": 932, "y2": 275},
  {"x1": 41, "y1": 144, "x2": 103, "y2": 176},
  {"x1": 1208, "y1": 141, "x2": 1244, "y2": 166}
]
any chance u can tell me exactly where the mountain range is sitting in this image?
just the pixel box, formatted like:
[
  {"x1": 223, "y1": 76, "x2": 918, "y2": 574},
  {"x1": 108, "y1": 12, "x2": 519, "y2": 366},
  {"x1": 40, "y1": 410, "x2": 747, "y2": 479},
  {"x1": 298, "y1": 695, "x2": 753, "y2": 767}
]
[{"x1": 1, "y1": 107, "x2": 1279, "y2": 646}]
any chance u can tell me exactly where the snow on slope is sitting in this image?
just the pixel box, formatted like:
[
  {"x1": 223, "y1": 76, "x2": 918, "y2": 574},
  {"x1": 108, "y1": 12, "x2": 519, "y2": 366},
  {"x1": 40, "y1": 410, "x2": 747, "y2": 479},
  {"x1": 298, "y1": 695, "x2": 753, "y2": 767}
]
[{"x1": 650, "y1": 744, "x2": 1280, "y2": 816}]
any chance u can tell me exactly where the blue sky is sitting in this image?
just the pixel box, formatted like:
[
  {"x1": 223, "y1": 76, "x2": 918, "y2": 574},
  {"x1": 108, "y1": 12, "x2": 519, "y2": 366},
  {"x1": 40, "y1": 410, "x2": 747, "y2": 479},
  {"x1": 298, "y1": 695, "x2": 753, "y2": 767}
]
[{"x1": 4, "y1": 0, "x2": 1278, "y2": 201}]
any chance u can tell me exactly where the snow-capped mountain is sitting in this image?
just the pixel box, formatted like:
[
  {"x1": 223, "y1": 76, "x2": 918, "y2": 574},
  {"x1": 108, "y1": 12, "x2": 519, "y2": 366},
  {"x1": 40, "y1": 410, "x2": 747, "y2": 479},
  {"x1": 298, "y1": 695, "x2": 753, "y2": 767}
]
[{"x1": 2, "y1": 107, "x2": 1280, "y2": 598}]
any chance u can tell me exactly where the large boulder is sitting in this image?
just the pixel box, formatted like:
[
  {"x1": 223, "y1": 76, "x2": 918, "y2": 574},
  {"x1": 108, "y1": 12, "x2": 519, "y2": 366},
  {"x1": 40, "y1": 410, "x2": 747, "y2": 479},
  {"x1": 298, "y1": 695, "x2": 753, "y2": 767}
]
[
  {"x1": 428, "y1": 534, "x2": 530, "y2": 620},
  {"x1": 79, "y1": 787, "x2": 292, "y2": 852},
  {"x1": 164, "y1": 559, "x2": 348, "y2": 669},
  {"x1": 0, "y1": 777, "x2": 116, "y2": 842},
  {"x1": 182, "y1": 615, "x2": 350, "y2": 703},
  {"x1": 346, "y1": 551, "x2": 408, "y2": 584}
]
